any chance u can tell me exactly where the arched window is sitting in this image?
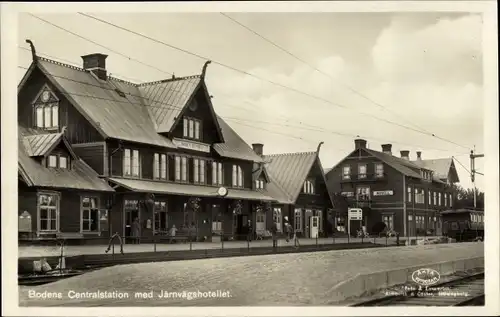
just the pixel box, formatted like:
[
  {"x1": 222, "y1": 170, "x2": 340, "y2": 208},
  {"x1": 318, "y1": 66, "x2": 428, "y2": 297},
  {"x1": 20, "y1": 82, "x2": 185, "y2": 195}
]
[{"x1": 33, "y1": 87, "x2": 59, "y2": 130}]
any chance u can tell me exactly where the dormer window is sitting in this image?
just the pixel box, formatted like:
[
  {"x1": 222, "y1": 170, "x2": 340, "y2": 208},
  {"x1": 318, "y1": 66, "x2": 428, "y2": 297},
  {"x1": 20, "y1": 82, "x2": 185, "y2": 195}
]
[
  {"x1": 303, "y1": 179, "x2": 315, "y2": 194},
  {"x1": 183, "y1": 117, "x2": 202, "y2": 141},
  {"x1": 123, "y1": 148, "x2": 140, "y2": 178},
  {"x1": 255, "y1": 179, "x2": 265, "y2": 189},
  {"x1": 34, "y1": 88, "x2": 59, "y2": 130},
  {"x1": 47, "y1": 154, "x2": 70, "y2": 169}
]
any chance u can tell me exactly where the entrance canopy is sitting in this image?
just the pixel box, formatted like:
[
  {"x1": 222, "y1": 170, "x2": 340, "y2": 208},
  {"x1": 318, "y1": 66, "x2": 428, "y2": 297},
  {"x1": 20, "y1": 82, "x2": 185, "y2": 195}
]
[{"x1": 108, "y1": 178, "x2": 276, "y2": 202}]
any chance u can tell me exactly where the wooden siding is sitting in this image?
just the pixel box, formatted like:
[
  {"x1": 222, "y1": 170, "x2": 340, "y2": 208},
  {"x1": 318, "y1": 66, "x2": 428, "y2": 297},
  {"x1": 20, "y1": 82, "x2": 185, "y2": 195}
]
[
  {"x1": 170, "y1": 88, "x2": 222, "y2": 145},
  {"x1": 108, "y1": 140, "x2": 255, "y2": 190},
  {"x1": 18, "y1": 68, "x2": 103, "y2": 144},
  {"x1": 72, "y1": 142, "x2": 105, "y2": 175}
]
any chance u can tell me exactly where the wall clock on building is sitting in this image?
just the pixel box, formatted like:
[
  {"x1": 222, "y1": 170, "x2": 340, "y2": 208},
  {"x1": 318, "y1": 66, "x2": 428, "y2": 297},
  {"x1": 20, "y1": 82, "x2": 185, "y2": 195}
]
[
  {"x1": 188, "y1": 100, "x2": 198, "y2": 111},
  {"x1": 41, "y1": 91, "x2": 51, "y2": 103},
  {"x1": 217, "y1": 186, "x2": 228, "y2": 197}
]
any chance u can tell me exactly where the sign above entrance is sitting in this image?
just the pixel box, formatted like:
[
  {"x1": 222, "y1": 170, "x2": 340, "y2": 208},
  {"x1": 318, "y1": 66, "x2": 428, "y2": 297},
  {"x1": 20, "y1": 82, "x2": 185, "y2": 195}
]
[
  {"x1": 341, "y1": 192, "x2": 354, "y2": 197},
  {"x1": 172, "y1": 138, "x2": 210, "y2": 153},
  {"x1": 348, "y1": 208, "x2": 363, "y2": 221},
  {"x1": 373, "y1": 190, "x2": 394, "y2": 196},
  {"x1": 217, "y1": 186, "x2": 228, "y2": 197}
]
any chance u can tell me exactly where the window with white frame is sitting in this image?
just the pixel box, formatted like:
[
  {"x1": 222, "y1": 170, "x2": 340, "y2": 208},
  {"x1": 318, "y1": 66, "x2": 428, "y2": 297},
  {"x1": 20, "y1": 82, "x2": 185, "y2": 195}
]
[
  {"x1": 438, "y1": 192, "x2": 442, "y2": 206},
  {"x1": 415, "y1": 188, "x2": 424, "y2": 204},
  {"x1": 273, "y1": 208, "x2": 282, "y2": 232},
  {"x1": 382, "y1": 214, "x2": 394, "y2": 230},
  {"x1": 123, "y1": 149, "x2": 140, "y2": 177},
  {"x1": 428, "y1": 190, "x2": 432, "y2": 205},
  {"x1": 357, "y1": 186, "x2": 370, "y2": 201},
  {"x1": 153, "y1": 153, "x2": 167, "y2": 180},
  {"x1": 449, "y1": 193, "x2": 453, "y2": 207},
  {"x1": 81, "y1": 196, "x2": 100, "y2": 232},
  {"x1": 358, "y1": 164, "x2": 367, "y2": 179},
  {"x1": 342, "y1": 165, "x2": 351, "y2": 179},
  {"x1": 407, "y1": 186, "x2": 412, "y2": 203},
  {"x1": 303, "y1": 179, "x2": 315, "y2": 194},
  {"x1": 433, "y1": 192, "x2": 437, "y2": 205},
  {"x1": 444, "y1": 193, "x2": 448, "y2": 207},
  {"x1": 47, "y1": 154, "x2": 69, "y2": 169},
  {"x1": 255, "y1": 179, "x2": 265, "y2": 189},
  {"x1": 193, "y1": 158, "x2": 206, "y2": 184},
  {"x1": 38, "y1": 192, "x2": 59, "y2": 232},
  {"x1": 33, "y1": 88, "x2": 59, "y2": 130},
  {"x1": 212, "y1": 162, "x2": 223, "y2": 186},
  {"x1": 175, "y1": 156, "x2": 188, "y2": 182},
  {"x1": 183, "y1": 117, "x2": 202, "y2": 141},
  {"x1": 294, "y1": 208, "x2": 302, "y2": 232},
  {"x1": 375, "y1": 163, "x2": 384, "y2": 177},
  {"x1": 232, "y1": 165, "x2": 244, "y2": 188},
  {"x1": 256, "y1": 212, "x2": 266, "y2": 232}
]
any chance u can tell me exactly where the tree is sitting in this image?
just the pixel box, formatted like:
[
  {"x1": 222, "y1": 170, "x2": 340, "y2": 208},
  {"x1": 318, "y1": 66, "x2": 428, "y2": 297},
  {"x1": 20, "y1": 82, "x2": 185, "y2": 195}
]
[{"x1": 451, "y1": 184, "x2": 484, "y2": 210}]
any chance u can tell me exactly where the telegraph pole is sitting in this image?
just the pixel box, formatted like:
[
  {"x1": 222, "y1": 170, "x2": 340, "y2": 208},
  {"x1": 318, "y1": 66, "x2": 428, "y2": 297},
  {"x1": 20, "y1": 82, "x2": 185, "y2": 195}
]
[{"x1": 470, "y1": 146, "x2": 484, "y2": 209}]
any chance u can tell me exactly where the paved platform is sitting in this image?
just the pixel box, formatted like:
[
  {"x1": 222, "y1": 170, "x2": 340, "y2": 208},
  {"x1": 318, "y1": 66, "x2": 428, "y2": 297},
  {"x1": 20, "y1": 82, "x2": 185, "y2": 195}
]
[
  {"x1": 19, "y1": 236, "x2": 420, "y2": 258},
  {"x1": 19, "y1": 242, "x2": 483, "y2": 306}
]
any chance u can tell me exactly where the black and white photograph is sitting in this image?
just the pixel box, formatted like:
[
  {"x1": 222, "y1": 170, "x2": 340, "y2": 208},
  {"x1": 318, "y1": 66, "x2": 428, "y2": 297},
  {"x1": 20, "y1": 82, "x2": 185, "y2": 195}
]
[{"x1": 1, "y1": 1, "x2": 498, "y2": 316}]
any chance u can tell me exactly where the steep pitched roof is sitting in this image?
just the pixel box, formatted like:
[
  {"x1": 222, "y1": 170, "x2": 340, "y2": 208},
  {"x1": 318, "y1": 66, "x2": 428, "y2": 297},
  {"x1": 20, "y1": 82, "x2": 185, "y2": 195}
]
[
  {"x1": 18, "y1": 125, "x2": 114, "y2": 192},
  {"x1": 412, "y1": 158, "x2": 459, "y2": 182},
  {"x1": 19, "y1": 57, "x2": 262, "y2": 162},
  {"x1": 214, "y1": 115, "x2": 264, "y2": 163},
  {"x1": 325, "y1": 147, "x2": 448, "y2": 184},
  {"x1": 263, "y1": 151, "x2": 318, "y2": 203},
  {"x1": 137, "y1": 76, "x2": 201, "y2": 133},
  {"x1": 23, "y1": 132, "x2": 63, "y2": 157}
]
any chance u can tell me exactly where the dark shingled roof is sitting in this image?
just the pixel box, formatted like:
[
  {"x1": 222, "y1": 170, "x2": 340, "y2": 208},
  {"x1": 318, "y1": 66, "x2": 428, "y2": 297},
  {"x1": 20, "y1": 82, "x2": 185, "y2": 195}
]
[
  {"x1": 18, "y1": 125, "x2": 114, "y2": 192},
  {"x1": 19, "y1": 57, "x2": 262, "y2": 162}
]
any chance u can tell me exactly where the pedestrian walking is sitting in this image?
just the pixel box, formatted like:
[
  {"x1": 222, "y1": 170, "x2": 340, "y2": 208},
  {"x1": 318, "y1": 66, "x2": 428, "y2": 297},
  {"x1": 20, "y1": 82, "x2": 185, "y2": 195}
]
[
  {"x1": 284, "y1": 216, "x2": 292, "y2": 243},
  {"x1": 189, "y1": 222, "x2": 196, "y2": 243},
  {"x1": 271, "y1": 220, "x2": 278, "y2": 251},
  {"x1": 131, "y1": 217, "x2": 141, "y2": 244}
]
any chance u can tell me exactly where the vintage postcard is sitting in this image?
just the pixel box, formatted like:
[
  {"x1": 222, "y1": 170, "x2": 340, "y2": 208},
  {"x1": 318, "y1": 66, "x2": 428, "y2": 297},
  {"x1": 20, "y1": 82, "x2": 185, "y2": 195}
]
[{"x1": 1, "y1": 1, "x2": 498, "y2": 316}]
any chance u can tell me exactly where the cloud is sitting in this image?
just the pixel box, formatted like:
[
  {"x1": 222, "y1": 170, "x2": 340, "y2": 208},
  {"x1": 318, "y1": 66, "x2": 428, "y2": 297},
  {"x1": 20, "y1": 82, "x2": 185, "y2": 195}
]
[{"x1": 207, "y1": 14, "x2": 483, "y2": 190}]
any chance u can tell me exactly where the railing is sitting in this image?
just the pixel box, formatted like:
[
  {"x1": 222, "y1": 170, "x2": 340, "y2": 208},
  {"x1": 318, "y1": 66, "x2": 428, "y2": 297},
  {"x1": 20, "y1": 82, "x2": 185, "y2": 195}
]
[{"x1": 18, "y1": 231, "x2": 409, "y2": 258}]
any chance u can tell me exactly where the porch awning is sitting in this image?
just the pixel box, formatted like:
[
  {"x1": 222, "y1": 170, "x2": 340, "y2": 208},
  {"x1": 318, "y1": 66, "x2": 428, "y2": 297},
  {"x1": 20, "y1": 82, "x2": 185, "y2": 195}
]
[{"x1": 108, "y1": 178, "x2": 277, "y2": 202}]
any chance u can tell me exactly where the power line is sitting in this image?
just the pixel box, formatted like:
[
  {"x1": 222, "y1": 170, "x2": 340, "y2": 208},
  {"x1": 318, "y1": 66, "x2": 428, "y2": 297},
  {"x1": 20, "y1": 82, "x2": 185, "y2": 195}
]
[
  {"x1": 18, "y1": 49, "x2": 470, "y2": 157},
  {"x1": 453, "y1": 156, "x2": 472, "y2": 175},
  {"x1": 220, "y1": 13, "x2": 432, "y2": 135},
  {"x1": 18, "y1": 63, "x2": 468, "y2": 156},
  {"x1": 24, "y1": 15, "x2": 471, "y2": 155},
  {"x1": 74, "y1": 12, "x2": 471, "y2": 150}
]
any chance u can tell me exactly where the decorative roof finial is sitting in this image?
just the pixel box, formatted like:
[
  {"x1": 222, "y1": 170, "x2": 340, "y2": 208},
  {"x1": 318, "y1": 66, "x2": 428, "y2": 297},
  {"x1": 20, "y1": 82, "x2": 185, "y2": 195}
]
[
  {"x1": 316, "y1": 141, "x2": 324, "y2": 154},
  {"x1": 201, "y1": 60, "x2": 212, "y2": 79},
  {"x1": 25, "y1": 39, "x2": 37, "y2": 63}
]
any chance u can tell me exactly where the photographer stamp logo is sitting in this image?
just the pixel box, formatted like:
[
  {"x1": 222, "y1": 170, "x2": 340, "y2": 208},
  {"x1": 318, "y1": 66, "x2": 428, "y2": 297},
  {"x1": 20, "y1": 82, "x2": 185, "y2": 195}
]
[{"x1": 411, "y1": 268, "x2": 441, "y2": 286}]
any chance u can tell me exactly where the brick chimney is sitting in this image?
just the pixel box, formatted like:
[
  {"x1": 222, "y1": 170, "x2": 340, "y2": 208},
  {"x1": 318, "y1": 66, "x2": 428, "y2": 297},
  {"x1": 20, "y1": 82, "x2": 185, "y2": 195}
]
[
  {"x1": 381, "y1": 144, "x2": 392, "y2": 155},
  {"x1": 82, "y1": 53, "x2": 108, "y2": 80},
  {"x1": 252, "y1": 143, "x2": 264, "y2": 156},
  {"x1": 416, "y1": 151, "x2": 422, "y2": 161},
  {"x1": 354, "y1": 139, "x2": 367, "y2": 149},
  {"x1": 400, "y1": 150, "x2": 410, "y2": 160}
]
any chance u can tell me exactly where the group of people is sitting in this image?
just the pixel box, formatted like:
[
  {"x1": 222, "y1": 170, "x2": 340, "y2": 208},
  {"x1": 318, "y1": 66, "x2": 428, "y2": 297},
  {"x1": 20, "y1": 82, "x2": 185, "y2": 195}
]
[{"x1": 270, "y1": 216, "x2": 300, "y2": 250}]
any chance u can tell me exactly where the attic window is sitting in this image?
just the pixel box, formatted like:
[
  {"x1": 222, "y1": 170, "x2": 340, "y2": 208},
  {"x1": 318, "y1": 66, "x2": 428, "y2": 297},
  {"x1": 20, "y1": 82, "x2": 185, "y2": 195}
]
[
  {"x1": 114, "y1": 89, "x2": 126, "y2": 98},
  {"x1": 47, "y1": 154, "x2": 70, "y2": 169},
  {"x1": 33, "y1": 88, "x2": 59, "y2": 130}
]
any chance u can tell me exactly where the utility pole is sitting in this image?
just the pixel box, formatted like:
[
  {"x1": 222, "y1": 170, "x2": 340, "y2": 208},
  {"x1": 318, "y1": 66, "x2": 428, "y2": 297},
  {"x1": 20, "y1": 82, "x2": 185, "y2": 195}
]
[{"x1": 470, "y1": 146, "x2": 484, "y2": 209}]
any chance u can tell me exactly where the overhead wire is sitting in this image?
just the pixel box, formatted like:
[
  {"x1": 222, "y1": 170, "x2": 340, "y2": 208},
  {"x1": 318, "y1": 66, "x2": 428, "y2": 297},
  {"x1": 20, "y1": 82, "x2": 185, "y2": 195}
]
[
  {"x1": 23, "y1": 14, "x2": 472, "y2": 154},
  {"x1": 73, "y1": 12, "x2": 471, "y2": 150},
  {"x1": 17, "y1": 61, "x2": 468, "y2": 156}
]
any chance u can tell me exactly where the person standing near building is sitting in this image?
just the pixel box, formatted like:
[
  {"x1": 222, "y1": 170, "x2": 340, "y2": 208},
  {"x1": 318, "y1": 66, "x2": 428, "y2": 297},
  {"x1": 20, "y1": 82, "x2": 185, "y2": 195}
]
[
  {"x1": 284, "y1": 216, "x2": 291, "y2": 242},
  {"x1": 271, "y1": 220, "x2": 278, "y2": 251},
  {"x1": 131, "y1": 217, "x2": 141, "y2": 244}
]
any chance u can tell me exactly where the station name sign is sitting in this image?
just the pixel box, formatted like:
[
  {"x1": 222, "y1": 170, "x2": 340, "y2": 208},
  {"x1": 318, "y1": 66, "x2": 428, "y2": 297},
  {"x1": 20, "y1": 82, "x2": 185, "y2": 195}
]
[
  {"x1": 172, "y1": 138, "x2": 211, "y2": 153},
  {"x1": 348, "y1": 208, "x2": 363, "y2": 220},
  {"x1": 373, "y1": 190, "x2": 394, "y2": 196}
]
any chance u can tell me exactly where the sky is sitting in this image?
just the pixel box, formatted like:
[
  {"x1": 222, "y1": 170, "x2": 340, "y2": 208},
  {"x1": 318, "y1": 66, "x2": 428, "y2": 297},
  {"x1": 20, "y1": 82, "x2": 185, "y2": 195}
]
[{"x1": 17, "y1": 12, "x2": 485, "y2": 190}]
